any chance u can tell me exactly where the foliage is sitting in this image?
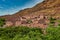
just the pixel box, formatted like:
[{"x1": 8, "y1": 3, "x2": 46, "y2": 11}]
[
  {"x1": 49, "y1": 17, "x2": 56, "y2": 24},
  {"x1": 0, "y1": 18, "x2": 5, "y2": 27},
  {"x1": 27, "y1": 19, "x2": 32, "y2": 24},
  {"x1": 45, "y1": 26, "x2": 60, "y2": 40},
  {"x1": 0, "y1": 25, "x2": 60, "y2": 40},
  {"x1": 49, "y1": 17, "x2": 56, "y2": 26},
  {"x1": 0, "y1": 26, "x2": 43, "y2": 40}
]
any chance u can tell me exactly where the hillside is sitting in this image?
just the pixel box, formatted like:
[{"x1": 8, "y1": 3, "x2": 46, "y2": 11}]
[
  {"x1": 0, "y1": 0, "x2": 60, "y2": 28},
  {"x1": 14, "y1": 0, "x2": 60, "y2": 16}
]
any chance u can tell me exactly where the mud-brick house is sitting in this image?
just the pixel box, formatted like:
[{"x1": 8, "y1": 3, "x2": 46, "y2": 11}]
[
  {"x1": 4, "y1": 21, "x2": 13, "y2": 27},
  {"x1": 15, "y1": 21, "x2": 21, "y2": 26}
]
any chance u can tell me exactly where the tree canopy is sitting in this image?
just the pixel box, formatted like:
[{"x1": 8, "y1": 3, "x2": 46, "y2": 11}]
[{"x1": 0, "y1": 18, "x2": 5, "y2": 27}]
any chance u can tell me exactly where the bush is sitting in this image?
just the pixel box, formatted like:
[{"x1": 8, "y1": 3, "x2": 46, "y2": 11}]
[{"x1": 0, "y1": 18, "x2": 5, "y2": 27}]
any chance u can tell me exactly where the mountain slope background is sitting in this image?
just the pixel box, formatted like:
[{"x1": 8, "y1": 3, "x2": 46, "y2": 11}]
[{"x1": 0, "y1": 0, "x2": 60, "y2": 28}]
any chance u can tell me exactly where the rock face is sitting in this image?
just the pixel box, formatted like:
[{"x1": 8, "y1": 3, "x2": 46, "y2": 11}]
[{"x1": 0, "y1": 0, "x2": 60, "y2": 28}]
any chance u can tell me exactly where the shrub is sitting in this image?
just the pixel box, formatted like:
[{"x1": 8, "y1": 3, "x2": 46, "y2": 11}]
[{"x1": 0, "y1": 18, "x2": 5, "y2": 27}]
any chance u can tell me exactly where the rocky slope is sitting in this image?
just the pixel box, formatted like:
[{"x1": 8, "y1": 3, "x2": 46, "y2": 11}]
[{"x1": 0, "y1": 0, "x2": 60, "y2": 28}]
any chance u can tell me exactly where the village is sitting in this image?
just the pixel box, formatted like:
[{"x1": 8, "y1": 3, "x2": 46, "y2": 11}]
[{"x1": 4, "y1": 14, "x2": 49, "y2": 29}]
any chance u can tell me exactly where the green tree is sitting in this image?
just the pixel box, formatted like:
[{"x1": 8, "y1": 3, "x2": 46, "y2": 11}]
[
  {"x1": 0, "y1": 18, "x2": 5, "y2": 27},
  {"x1": 49, "y1": 17, "x2": 56, "y2": 26}
]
